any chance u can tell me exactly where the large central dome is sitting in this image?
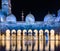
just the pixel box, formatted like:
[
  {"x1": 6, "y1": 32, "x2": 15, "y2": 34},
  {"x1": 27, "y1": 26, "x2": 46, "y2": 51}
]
[{"x1": 25, "y1": 13, "x2": 35, "y2": 24}]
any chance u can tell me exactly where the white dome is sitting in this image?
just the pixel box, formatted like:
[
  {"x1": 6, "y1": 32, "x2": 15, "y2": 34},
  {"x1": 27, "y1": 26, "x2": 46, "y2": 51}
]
[
  {"x1": 0, "y1": 11, "x2": 6, "y2": 22},
  {"x1": 6, "y1": 14, "x2": 17, "y2": 23},
  {"x1": 52, "y1": 14, "x2": 56, "y2": 17},
  {"x1": 57, "y1": 9, "x2": 60, "y2": 16},
  {"x1": 55, "y1": 16, "x2": 60, "y2": 22},
  {"x1": 25, "y1": 13, "x2": 35, "y2": 24},
  {"x1": 44, "y1": 14, "x2": 55, "y2": 22}
]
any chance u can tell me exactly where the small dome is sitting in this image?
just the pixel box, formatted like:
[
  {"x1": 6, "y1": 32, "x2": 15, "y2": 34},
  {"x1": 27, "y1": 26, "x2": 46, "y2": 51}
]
[
  {"x1": 57, "y1": 9, "x2": 60, "y2": 16},
  {"x1": 25, "y1": 13, "x2": 35, "y2": 24},
  {"x1": 44, "y1": 13, "x2": 55, "y2": 22},
  {"x1": 6, "y1": 14, "x2": 17, "y2": 23},
  {"x1": 0, "y1": 10, "x2": 6, "y2": 22},
  {"x1": 52, "y1": 14, "x2": 56, "y2": 17},
  {"x1": 55, "y1": 16, "x2": 60, "y2": 22}
]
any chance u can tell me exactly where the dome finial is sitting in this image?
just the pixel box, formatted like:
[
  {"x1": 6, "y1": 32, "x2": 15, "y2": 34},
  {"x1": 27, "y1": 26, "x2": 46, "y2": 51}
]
[
  {"x1": 48, "y1": 11, "x2": 50, "y2": 14},
  {"x1": 29, "y1": 11, "x2": 31, "y2": 14}
]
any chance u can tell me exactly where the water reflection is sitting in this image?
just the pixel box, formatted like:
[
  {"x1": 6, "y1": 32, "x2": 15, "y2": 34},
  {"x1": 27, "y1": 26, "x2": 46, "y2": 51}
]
[
  {"x1": 50, "y1": 30, "x2": 55, "y2": 51},
  {"x1": 44, "y1": 30, "x2": 49, "y2": 51},
  {"x1": 0, "y1": 40, "x2": 60, "y2": 51},
  {"x1": 0, "y1": 36, "x2": 60, "y2": 51},
  {"x1": 0, "y1": 29, "x2": 60, "y2": 51}
]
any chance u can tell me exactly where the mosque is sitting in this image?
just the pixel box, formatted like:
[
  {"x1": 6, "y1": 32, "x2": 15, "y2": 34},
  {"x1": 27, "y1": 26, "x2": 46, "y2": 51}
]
[
  {"x1": 0, "y1": 0, "x2": 60, "y2": 31},
  {"x1": 0, "y1": 1, "x2": 60, "y2": 51}
]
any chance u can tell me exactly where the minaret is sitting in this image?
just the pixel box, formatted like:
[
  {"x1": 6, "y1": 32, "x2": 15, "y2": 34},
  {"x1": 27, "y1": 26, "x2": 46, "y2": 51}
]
[
  {"x1": 21, "y1": 11, "x2": 24, "y2": 21},
  {"x1": 2, "y1": 0, "x2": 11, "y2": 15}
]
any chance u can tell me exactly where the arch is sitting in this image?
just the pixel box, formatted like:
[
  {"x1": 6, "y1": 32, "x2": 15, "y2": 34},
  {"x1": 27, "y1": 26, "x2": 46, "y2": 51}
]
[
  {"x1": 6, "y1": 29, "x2": 10, "y2": 39},
  {"x1": 50, "y1": 29, "x2": 55, "y2": 51},
  {"x1": 45, "y1": 29, "x2": 49, "y2": 33},
  {"x1": 50, "y1": 29, "x2": 55, "y2": 34},
  {"x1": 23, "y1": 29, "x2": 27, "y2": 50},
  {"x1": 6, "y1": 29, "x2": 10, "y2": 34},
  {"x1": 45, "y1": 29, "x2": 49, "y2": 40},
  {"x1": 44, "y1": 29, "x2": 49, "y2": 50},
  {"x1": 34, "y1": 29, "x2": 38, "y2": 50},
  {"x1": 17, "y1": 30, "x2": 21, "y2": 35},
  {"x1": 34, "y1": 29, "x2": 38, "y2": 39},
  {"x1": 28, "y1": 29, "x2": 32, "y2": 35},
  {"x1": 5, "y1": 29, "x2": 10, "y2": 50},
  {"x1": 11, "y1": 29, "x2": 16, "y2": 34},
  {"x1": 34, "y1": 29, "x2": 38, "y2": 34},
  {"x1": 23, "y1": 29, "x2": 27, "y2": 35},
  {"x1": 17, "y1": 30, "x2": 21, "y2": 50},
  {"x1": 39, "y1": 29, "x2": 43, "y2": 35},
  {"x1": 39, "y1": 29, "x2": 44, "y2": 40},
  {"x1": 50, "y1": 29, "x2": 55, "y2": 40},
  {"x1": 39, "y1": 29, "x2": 44, "y2": 51},
  {"x1": 17, "y1": 30, "x2": 22, "y2": 40},
  {"x1": 23, "y1": 29, "x2": 27, "y2": 40}
]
